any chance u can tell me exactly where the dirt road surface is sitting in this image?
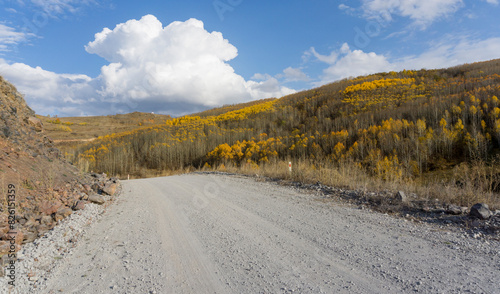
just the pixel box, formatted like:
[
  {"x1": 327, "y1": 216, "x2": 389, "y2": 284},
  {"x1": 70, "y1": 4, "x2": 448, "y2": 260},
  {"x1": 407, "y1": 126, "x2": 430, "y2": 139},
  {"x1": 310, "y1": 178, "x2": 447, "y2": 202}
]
[{"x1": 40, "y1": 173, "x2": 499, "y2": 293}]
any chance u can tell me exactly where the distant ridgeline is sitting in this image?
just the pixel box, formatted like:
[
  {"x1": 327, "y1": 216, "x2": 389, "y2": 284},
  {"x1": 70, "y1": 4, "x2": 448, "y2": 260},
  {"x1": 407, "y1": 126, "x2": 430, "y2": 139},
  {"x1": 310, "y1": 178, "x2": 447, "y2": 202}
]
[{"x1": 75, "y1": 60, "x2": 500, "y2": 186}]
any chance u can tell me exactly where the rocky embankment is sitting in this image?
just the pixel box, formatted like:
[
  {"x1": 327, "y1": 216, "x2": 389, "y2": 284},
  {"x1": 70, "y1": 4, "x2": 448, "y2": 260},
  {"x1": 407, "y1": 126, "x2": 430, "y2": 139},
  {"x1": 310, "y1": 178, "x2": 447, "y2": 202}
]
[
  {"x1": 0, "y1": 173, "x2": 120, "y2": 271},
  {"x1": 0, "y1": 173, "x2": 120, "y2": 292},
  {"x1": 0, "y1": 75, "x2": 122, "y2": 279}
]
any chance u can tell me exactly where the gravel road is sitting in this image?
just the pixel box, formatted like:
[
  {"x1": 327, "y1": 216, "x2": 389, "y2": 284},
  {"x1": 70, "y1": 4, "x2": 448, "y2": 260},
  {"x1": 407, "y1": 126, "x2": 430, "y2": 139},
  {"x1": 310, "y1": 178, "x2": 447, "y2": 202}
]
[{"x1": 33, "y1": 173, "x2": 500, "y2": 293}]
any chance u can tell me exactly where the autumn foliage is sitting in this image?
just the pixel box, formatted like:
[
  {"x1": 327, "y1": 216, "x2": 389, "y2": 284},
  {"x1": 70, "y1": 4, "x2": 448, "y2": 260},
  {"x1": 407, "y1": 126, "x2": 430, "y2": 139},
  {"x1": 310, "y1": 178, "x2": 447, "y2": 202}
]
[{"x1": 74, "y1": 59, "x2": 500, "y2": 206}]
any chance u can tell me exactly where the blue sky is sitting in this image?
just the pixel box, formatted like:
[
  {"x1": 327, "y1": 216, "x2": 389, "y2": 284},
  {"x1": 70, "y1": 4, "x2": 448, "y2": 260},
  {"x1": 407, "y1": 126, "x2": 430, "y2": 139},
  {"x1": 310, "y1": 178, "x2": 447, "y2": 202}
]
[{"x1": 0, "y1": 0, "x2": 499, "y2": 117}]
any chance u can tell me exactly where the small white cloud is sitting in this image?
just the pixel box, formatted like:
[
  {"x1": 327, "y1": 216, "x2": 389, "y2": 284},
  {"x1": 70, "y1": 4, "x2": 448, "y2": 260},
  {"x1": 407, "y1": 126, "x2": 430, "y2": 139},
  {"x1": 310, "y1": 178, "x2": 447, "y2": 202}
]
[
  {"x1": 246, "y1": 77, "x2": 296, "y2": 99},
  {"x1": 251, "y1": 73, "x2": 273, "y2": 81},
  {"x1": 305, "y1": 47, "x2": 338, "y2": 64},
  {"x1": 362, "y1": 0, "x2": 464, "y2": 28},
  {"x1": 282, "y1": 67, "x2": 310, "y2": 82},
  {"x1": 338, "y1": 3, "x2": 356, "y2": 15},
  {"x1": 30, "y1": 0, "x2": 97, "y2": 17},
  {"x1": 484, "y1": 0, "x2": 498, "y2": 5},
  {"x1": 313, "y1": 43, "x2": 392, "y2": 85},
  {"x1": 0, "y1": 24, "x2": 28, "y2": 51},
  {"x1": 338, "y1": 4, "x2": 350, "y2": 10},
  {"x1": 340, "y1": 43, "x2": 350, "y2": 54}
]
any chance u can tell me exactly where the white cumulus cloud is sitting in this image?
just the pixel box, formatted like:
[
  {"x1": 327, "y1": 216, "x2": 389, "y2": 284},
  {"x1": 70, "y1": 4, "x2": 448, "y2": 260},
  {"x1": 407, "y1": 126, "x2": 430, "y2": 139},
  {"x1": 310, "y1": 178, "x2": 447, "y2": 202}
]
[
  {"x1": 0, "y1": 15, "x2": 293, "y2": 116},
  {"x1": 86, "y1": 15, "x2": 292, "y2": 108}
]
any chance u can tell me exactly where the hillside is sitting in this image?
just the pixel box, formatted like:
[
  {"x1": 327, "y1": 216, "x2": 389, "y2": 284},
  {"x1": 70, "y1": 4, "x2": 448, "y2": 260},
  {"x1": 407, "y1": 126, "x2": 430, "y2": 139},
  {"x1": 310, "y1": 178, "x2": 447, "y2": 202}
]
[
  {"x1": 189, "y1": 98, "x2": 277, "y2": 118},
  {"x1": 0, "y1": 76, "x2": 118, "y2": 264},
  {"x1": 38, "y1": 112, "x2": 171, "y2": 157},
  {"x1": 74, "y1": 59, "x2": 500, "y2": 208}
]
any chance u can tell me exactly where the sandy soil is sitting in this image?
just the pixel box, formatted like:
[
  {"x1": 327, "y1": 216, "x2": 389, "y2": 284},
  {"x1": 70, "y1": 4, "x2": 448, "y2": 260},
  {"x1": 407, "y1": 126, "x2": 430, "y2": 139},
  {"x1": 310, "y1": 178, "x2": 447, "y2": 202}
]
[{"x1": 37, "y1": 173, "x2": 499, "y2": 293}]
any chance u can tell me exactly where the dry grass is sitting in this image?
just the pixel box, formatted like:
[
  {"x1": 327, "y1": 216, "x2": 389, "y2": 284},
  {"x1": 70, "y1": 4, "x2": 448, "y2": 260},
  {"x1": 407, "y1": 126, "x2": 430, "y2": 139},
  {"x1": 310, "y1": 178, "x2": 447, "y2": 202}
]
[
  {"x1": 112, "y1": 166, "x2": 195, "y2": 180},
  {"x1": 211, "y1": 159, "x2": 500, "y2": 210}
]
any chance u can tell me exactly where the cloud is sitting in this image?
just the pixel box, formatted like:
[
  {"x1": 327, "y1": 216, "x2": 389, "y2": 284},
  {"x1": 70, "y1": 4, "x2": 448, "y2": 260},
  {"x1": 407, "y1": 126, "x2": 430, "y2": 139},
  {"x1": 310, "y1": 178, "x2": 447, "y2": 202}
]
[
  {"x1": 0, "y1": 24, "x2": 28, "y2": 51},
  {"x1": 86, "y1": 15, "x2": 292, "y2": 107},
  {"x1": 362, "y1": 0, "x2": 464, "y2": 28},
  {"x1": 311, "y1": 43, "x2": 392, "y2": 85},
  {"x1": 0, "y1": 58, "x2": 98, "y2": 115},
  {"x1": 304, "y1": 47, "x2": 338, "y2": 64},
  {"x1": 309, "y1": 37, "x2": 500, "y2": 86},
  {"x1": 29, "y1": 0, "x2": 97, "y2": 17},
  {"x1": 397, "y1": 37, "x2": 500, "y2": 70},
  {"x1": 484, "y1": 0, "x2": 498, "y2": 5},
  {"x1": 338, "y1": 3, "x2": 356, "y2": 14},
  {"x1": 282, "y1": 67, "x2": 310, "y2": 82},
  {"x1": 246, "y1": 78, "x2": 296, "y2": 99},
  {"x1": 0, "y1": 15, "x2": 294, "y2": 116}
]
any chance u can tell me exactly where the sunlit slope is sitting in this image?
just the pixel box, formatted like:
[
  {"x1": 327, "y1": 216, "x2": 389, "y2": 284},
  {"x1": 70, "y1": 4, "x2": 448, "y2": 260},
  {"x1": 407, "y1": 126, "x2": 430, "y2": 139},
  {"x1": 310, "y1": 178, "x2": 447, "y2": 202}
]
[{"x1": 76, "y1": 59, "x2": 500, "y2": 188}]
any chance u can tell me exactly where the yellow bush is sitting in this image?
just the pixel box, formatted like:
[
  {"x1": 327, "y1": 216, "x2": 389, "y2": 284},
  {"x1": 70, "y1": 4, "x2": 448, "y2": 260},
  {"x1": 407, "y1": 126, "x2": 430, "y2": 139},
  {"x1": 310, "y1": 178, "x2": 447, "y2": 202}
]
[{"x1": 57, "y1": 125, "x2": 72, "y2": 132}]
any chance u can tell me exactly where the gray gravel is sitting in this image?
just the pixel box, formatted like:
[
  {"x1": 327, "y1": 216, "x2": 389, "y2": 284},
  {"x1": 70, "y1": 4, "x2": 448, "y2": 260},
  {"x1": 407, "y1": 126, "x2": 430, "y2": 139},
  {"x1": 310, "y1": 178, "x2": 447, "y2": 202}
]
[
  {"x1": 0, "y1": 202, "x2": 105, "y2": 293},
  {"x1": 3, "y1": 173, "x2": 500, "y2": 293}
]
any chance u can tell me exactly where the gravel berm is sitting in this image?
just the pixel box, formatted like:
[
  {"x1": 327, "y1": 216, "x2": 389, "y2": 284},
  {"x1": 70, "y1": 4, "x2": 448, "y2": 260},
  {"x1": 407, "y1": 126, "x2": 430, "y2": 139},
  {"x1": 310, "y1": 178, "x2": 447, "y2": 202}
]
[{"x1": 2, "y1": 173, "x2": 499, "y2": 293}]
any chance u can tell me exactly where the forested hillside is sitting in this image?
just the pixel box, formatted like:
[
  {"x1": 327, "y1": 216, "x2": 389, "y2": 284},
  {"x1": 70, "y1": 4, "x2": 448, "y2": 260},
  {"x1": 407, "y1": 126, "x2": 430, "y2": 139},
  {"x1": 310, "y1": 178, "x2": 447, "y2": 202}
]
[{"x1": 74, "y1": 59, "x2": 500, "y2": 207}]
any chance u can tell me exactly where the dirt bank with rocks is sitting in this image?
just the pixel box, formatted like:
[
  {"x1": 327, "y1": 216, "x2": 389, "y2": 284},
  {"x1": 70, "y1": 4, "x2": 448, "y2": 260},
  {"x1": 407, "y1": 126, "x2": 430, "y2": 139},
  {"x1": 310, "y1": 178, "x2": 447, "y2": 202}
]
[{"x1": 0, "y1": 76, "x2": 120, "y2": 277}]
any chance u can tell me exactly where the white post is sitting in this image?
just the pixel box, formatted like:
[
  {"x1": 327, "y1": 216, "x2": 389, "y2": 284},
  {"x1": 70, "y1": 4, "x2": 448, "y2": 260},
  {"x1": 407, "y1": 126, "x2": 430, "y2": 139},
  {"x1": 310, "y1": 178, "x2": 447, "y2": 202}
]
[
  {"x1": 127, "y1": 174, "x2": 130, "y2": 180},
  {"x1": 289, "y1": 162, "x2": 292, "y2": 174}
]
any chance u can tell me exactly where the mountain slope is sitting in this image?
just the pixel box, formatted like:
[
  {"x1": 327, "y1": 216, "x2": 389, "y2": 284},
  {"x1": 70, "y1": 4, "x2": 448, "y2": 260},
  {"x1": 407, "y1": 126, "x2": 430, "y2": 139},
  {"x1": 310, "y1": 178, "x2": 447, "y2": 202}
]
[{"x1": 75, "y1": 59, "x2": 500, "y2": 208}]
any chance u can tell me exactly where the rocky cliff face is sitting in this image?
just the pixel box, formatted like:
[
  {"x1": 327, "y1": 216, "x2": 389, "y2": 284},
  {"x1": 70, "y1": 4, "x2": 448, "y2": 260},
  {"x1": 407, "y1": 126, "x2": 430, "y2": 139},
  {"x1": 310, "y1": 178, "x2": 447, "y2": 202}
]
[{"x1": 0, "y1": 76, "x2": 119, "y2": 265}]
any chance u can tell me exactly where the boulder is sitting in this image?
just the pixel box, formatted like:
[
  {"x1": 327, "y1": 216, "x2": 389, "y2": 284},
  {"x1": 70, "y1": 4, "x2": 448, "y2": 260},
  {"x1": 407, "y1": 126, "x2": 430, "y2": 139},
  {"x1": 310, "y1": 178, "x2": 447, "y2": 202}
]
[
  {"x1": 469, "y1": 203, "x2": 492, "y2": 220},
  {"x1": 27, "y1": 116, "x2": 43, "y2": 132},
  {"x1": 446, "y1": 204, "x2": 464, "y2": 215},
  {"x1": 24, "y1": 220, "x2": 38, "y2": 231},
  {"x1": 36, "y1": 224, "x2": 49, "y2": 236},
  {"x1": 102, "y1": 182, "x2": 117, "y2": 196},
  {"x1": 394, "y1": 191, "x2": 407, "y2": 203},
  {"x1": 91, "y1": 183, "x2": 102, "y2": 194},
  {"x1": 39, "y1": 200, "x2": 63, "y2": 215},
  {"x1": 22, "y1": 232, "x2": 37, "y2": 244},
  {"x1": 56, "y1": 207, "x2": 72, "y2": 218},
  {"x1": 83, "y1": 184, "x2": 92, "y2": 194},
  {"x1": 40, "y1": 215, "x2": 54, "y2": 226},
  {"x1": 88, "y1": 194, "x2": 105, "y2": 205},
  {"x1": 72, "y1": 200, "x2": 86, "y2": 211},
  {"x1": 53, "y1": 214, "x2": 64, "y2": 222}
]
